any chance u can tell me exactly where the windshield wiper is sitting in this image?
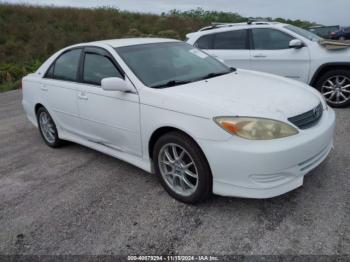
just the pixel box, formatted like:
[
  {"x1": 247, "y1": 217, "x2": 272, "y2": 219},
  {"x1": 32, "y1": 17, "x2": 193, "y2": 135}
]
[
  {"x1": 151, "y1": 80, "x2": 191, "y2": 89},
  {"x1": 199, "y1": 68, "x2": 236, "y2": 81}
]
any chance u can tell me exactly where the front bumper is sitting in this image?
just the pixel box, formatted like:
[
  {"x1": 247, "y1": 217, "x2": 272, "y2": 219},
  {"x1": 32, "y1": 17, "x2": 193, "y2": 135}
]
[{"x1": 198, "y1": 108, "x2": 336, "y2": 199}]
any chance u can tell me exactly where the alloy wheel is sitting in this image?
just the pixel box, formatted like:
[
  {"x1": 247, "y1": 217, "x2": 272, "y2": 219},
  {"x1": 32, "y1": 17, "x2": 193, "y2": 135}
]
[
  {"x1": 39, "y1": 111, "x2": 56, "y2": 144},
  {"x1": 158, "y1": 143, "x2": 199, "y2": 197},
  {"x1": 321, "y1": 75, "x2": 350, "y2": 105}
]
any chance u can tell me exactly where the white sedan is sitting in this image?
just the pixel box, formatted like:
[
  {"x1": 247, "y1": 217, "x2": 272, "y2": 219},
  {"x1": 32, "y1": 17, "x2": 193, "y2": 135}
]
[{"x1": 22, "y1": 38, "x2": 335, "y2": 203}]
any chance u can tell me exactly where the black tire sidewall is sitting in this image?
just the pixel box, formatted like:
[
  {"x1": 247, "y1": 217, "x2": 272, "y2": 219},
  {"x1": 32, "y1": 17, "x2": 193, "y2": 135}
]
[
  {"x1": 153, "y1": 132, "x2": 212, "y2": 204},
  {"x1": 316, "y1": 69, "x2": 350, "y2": 108},
  {"x1": 36, "y1": 107, "x2": 62, "y2": 148}
]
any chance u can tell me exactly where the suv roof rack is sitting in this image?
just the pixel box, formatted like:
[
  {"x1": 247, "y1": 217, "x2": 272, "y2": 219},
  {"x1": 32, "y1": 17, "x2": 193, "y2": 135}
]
[{"x1": 198, "y1": 20, "x2": 277, "y2": 32}]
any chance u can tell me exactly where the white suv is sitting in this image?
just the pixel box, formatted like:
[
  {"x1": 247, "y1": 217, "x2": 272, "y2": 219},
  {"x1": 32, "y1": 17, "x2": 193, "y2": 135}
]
[{"x1": 186, "y1": 22, "x2": 350, "y2": 107}]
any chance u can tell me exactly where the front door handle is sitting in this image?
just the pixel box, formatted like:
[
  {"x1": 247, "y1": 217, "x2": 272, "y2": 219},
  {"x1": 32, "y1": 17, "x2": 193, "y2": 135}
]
[
  {"x1": 78, "y1": 92, "x2": 88, "y2": 100},
  {"x1": 253, "y1": 54, "x2": 267, "y2": 58}
]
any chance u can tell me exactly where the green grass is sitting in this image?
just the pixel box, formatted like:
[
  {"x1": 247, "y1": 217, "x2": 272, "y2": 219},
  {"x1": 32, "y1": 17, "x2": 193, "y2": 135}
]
[{"x1": 0, "y1": 4, "x2": 317, "y2": 92}]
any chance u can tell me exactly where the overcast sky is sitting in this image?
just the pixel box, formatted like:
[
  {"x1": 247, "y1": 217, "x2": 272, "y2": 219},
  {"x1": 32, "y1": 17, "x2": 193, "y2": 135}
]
[{"x1": 3, "y1": 0, "x2": 350, "y2": 26}]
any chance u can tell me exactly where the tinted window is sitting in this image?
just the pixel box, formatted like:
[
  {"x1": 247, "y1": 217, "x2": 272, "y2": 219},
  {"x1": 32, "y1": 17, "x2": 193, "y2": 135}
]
[
  {"x1": 46, "y1": 64, "x2": 54, "y2": 78},
  {"x1": 52, "y1": 49, "x2": 81, "y2": 81},
  {"x1": 83, "y1": 53, "x2": 122, "y2": 85},
  {"x1": 213, "y1": 30, "x2": 247, "y2": 50},
  {"x1": 252, "y1": 28, "x2": 294, "y2": 50},
  {"x1": 195, "y1": 34, "x2": 213, "y2": 49}
]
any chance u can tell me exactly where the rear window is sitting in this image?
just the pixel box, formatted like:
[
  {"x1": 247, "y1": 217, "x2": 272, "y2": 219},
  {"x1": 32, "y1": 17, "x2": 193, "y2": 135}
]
[
  {"x1": 213, "y1": 30, "x2": 248, "y2": 50},
  {"x1": 46, "y1": 49, "x2": 82, "y2": 81},
  {"x1": 195, "y1": 34, "x2": 213, "y2": 49}
]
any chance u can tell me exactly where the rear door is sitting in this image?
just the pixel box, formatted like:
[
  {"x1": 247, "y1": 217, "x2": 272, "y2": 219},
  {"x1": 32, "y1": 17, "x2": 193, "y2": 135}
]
[
  {"x1": 42, "y1": 48, "x2": 83, "y2": 135},
  {"x1": 194, "y1": 29, "x2": 251, "y2": 69},
  {"x1": 250, "y1": 28, "x2": 310, "y2": 83}
]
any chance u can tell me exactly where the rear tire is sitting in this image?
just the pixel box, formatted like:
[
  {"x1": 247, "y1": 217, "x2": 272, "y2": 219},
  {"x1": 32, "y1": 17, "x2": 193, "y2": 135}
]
[
  {"x1": 153, "y1": 131, "x2": 212, "y2": 204},
  {"x1": 36, "y1": 107, "x2": 64, "y2": 148},
  {"x1": 315, "y1": 69, "x2": 350, "y2": 108}
]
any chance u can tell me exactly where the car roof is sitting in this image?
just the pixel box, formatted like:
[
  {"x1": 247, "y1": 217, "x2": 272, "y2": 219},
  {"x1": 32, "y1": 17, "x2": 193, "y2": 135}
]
[{"x1": 89, "y1": 38, "x2": 180, "y2": 48}]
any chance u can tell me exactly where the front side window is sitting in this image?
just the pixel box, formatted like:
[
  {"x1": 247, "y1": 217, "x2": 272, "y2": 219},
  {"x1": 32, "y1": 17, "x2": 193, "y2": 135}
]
[
  {"x1": 213, "y1": 30, "x2": 248, "y2": 50},
  {"x1": 252, "y1": 28, "x2": 294, "y2": 50},
  {"x1": 50, "y1": 49, "x2": 82, "y2": 81},
  {"x1": 83, "y1": 53, "x2": 122, "y2": 85},
  {"x1": 116, "y1": 42, "x2": 232, "y2": 88}
]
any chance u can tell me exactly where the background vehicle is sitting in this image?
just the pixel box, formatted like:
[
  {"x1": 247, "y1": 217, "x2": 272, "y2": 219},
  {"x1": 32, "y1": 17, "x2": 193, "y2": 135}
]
[
  {"x1": 308, "y1": 25, "x2": 340, "y2": 39},
  {"x1": 330, "y1": 27, "x2": 350, "y2": 40},
  {"x1": 186, "y1": 22, "x2": 350, "y2": 107},
  {"x1": 22, "y1": 39, "x2": 335, "y2": 203}
]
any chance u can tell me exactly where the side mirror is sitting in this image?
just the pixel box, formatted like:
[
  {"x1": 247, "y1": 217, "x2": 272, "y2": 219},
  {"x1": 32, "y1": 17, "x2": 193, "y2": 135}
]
[
  {"x1": 101, "y1": 77, "x2": 133, "y2": 92},
  {"x1": 289, "y1": 39, "x2": 305, "y2": 49}
]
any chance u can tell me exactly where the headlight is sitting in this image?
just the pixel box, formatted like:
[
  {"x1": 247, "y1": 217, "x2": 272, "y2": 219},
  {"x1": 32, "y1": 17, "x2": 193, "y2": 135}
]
[{"x1": 214, "y1": 117, "x2": 299, "y2": 140}]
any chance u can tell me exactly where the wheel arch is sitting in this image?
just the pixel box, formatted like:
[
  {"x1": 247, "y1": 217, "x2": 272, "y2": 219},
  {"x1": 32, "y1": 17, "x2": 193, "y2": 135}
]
[
  {"x1": 148, "y1": 125, "x2": 213, "y2": 191},
  {"x1": 148, "y1": 126, "x2": 199, "y2": 160},
  {"x1": 34, "y1": 103, "x2": 45, "y2": 115},
  {"x1": 310, "y1": 62, "x2": 350, "y2": 87}
]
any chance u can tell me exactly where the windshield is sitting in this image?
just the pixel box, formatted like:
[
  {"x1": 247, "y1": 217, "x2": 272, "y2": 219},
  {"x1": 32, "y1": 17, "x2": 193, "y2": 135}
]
[
  {"x1": 285, "y1": 25, "x2": 322, "y2": 42},
  {"x1": 116, "y1": 42, "x2": 233, "y2": 88}
]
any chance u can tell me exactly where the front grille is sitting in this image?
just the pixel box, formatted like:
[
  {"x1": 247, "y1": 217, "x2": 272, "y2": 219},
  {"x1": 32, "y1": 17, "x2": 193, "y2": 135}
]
[{"x1": 288, "y1": 103, "x2": 323, "y2": 129}]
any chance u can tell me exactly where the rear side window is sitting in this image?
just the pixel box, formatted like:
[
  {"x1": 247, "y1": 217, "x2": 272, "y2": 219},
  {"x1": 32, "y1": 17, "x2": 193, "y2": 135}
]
[
  {"x1": 83, "y1": 53, "x2": 122, "y2": 85},
  {"x1": 213, "y1": 30, "x2": 248, "y2": 50},
  {"x1": 195, "y1": 34, "x2": 213, "y2": 49},
  {"x1": 49, "y1": 49, "x2": 82, "y2": 81},
  {"x1": 252, "y1": 28, "x2": 294, "y2": 50}
]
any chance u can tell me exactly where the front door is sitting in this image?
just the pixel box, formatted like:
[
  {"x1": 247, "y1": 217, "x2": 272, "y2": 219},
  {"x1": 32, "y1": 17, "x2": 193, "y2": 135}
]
[
  {"x1": 76, "y1": 47, "x2": 142, "y2": 156},
  {"x1": 250, "y1": 28, "x2": 310, "y2": 83}
]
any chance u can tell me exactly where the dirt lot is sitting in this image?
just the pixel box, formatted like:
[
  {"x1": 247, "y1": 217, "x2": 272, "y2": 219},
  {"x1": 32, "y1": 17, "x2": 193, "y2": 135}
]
[{"x1": 0, "y1": 90, "x2": 349, "y2": 255}]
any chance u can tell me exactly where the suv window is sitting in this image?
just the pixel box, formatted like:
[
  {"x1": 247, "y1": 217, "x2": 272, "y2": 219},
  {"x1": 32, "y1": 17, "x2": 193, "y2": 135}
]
[
  {"x1": 50, "y1": 49, "x2": 82, "y2": 81},
  {"x1": 213, "y1": 30, "x2": 248, "y2": 50},
  {"x1": 195, "y1": 34, "x2": 213, "y2": 49},
  {"x1": 83, "y1": 53, "x2": 122, "y2": 85},
  {"x1": 252, "y1": 28, "x2": 294, "y2": 50}
]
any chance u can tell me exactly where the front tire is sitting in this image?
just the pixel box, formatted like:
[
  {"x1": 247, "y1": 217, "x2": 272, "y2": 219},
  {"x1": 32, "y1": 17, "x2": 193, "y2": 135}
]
[
  {"x1": 153, "y1": 132, "x2": 212, "y2": 204},
  {"x1": 315, "y1": 69, "x2": 350, "y2": 108},
  {"x1": 37, "y1": 107, "x2": 63, "y2": 148}
]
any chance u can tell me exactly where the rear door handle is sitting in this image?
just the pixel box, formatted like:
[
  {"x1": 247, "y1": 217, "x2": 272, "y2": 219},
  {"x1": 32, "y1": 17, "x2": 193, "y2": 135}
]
[
  {"x1": 40, "y1": 84, "x2": 48, "y2": 91},
  {"x1": 78, "y1": 92, "x2": 88, "y2": 100},
  {"x1": 253, "y1": 54, "x2": 267, "y2": 58}
]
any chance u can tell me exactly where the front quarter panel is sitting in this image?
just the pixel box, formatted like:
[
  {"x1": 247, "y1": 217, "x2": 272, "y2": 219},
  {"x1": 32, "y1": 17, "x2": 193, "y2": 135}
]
[{"x1": 140, "y1": 90, "x2": 232, "y2": 162}]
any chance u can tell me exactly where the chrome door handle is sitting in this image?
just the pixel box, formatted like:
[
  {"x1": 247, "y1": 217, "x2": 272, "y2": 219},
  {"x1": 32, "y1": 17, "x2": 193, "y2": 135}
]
[
  {"x1": 253, "y1": 54, "x2": 267, "y2": 58},
  {"x1": 78, "y1": 92, "x2": 88, "y2": 100},
  {"x1": 40, "y1": 85, "x2": 48, "y2": 91}
]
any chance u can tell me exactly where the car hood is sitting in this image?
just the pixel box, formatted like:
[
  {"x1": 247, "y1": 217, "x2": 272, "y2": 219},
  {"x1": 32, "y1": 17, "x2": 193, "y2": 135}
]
[{"x1": 141, "y1": 69, "x2": 322, "y2": 121}]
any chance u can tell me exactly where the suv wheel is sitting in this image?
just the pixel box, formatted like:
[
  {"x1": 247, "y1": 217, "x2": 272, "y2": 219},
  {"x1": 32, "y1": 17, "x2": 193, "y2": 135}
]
[
  {"x1": 37, "y1": 107, "x2": 63, "y2": 147},
  {"x1": 316, "y1": 69, "x2": 350, "y2": 108},
  {"x1": 153, "y1": 132, "x2": 212, "y2": 204}
]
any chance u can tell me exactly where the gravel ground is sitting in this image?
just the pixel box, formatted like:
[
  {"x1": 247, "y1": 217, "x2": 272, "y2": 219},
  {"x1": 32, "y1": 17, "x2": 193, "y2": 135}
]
[{"x1": 0, "y1": 90, "x2": 349, "y2": 256}]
